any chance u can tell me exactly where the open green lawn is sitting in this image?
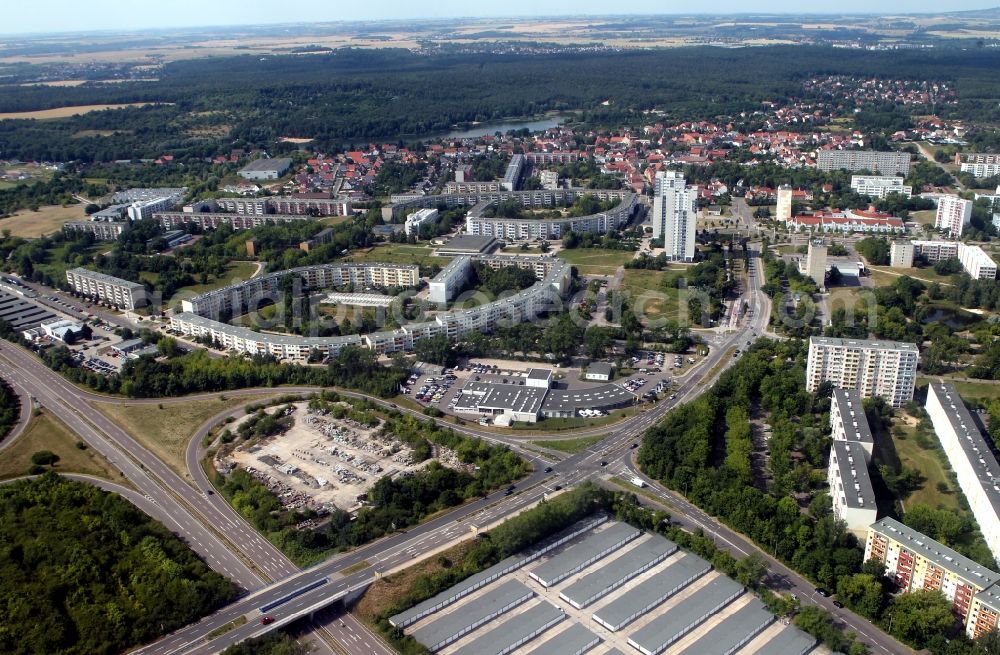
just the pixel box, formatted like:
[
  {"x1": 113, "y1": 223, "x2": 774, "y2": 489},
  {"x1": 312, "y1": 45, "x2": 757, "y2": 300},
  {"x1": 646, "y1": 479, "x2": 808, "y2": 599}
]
[
  {"x1": 530, "y1": 435, "x2": 606, "y2": 453},
  {"x1": 557, "y1": 248, "x2": 635, "y2": 274},
  {"x1": 888, "y1": 417, "x2": 963, "y2": 513},
  {"x1": 910, "y1": 209, "x2": 938, "y2": 226},
  {"x1": 918, "y1": 377, "x2": 1000, "y2": 403},
  {"x1": 344, "y1": 243, "x2": 445, "y2": 268},
  {"x1": 868, "y1": 265, "x2": 955, "y2": 287},
  {"x1": 0, "y1": 410, "x2": 122, "y2": 483},
  {"x1": 36, "y1": 243, "x2": 110, "y2": 285},
  {"x1": 620, "y1": 269, "x2": 681, "y2": 323},
  {"x1": 174, "y1": 261, "x2": 258, "y2": 297}
]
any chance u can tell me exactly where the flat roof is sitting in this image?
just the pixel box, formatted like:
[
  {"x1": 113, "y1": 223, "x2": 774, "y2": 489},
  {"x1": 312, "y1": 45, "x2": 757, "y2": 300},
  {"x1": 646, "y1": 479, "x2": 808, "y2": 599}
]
[
  {"x1": 523, "y1": 623, "x2": 601, "y2": 655},
  {"x1": 527, "y1": 368, "x2": 552, "y2": 380},
  {"x1": 928, "y1": 382, "x2": 1000, "y2": 518},
  {"x1": 410, "y1": 579, "x2": 533, "y2": 649},
  {"x1": 67, "y1": 267, "x2": 145, "y2": 290},
  {"x1": 747, "y1": 625, "x2": 816, "y2": 655},
  {"x1": 560, "y1": 535, "x2": 677, "y2": 608},
  {"x1": 239, "y1": 157, "x2": 292, "y2": 172},
  {"x1": 674, "y1": 598, "x2": 773, "y2": 655},
  {"x1": 531, "y1": 523, "x2": 640, "y2": 586},
  {"x1": 593, "y1": 553, "x2": 712, "y2": 630},
  {"x1": 451, "y1": 601, "x2": 564, "y2": 655},
  {"x1": 390, "y1": 555, "x2": 522, "y2": 627},
  {"x1": 832, "y1": 441, "x2": 876, "y2": 510},
  {"x1": 869, "y1": 517, "x2": 1000, "y2": 588},
  {"x1": 173, "y1": 312, "x2": 364, "y2": 349},
  {"x1": 431, "y1": 255, "x2": 472, "y2": 284},
  {"x1": 0, "y1": 292, "x2": 56, "y2": 330},
  {"x1": 542, "y1": 384, "x2": 635, "y2": 412},
  {"x1": 438, "y1": 234, "x2": 498, "y2": 254},
  {"x1": 627, "y1": 577, "x2": 744, "y2": 655},
  {"x1": 479, "y1": 384, "x2": 548, "y2": 415},
  {"x1": 809, "y1": 335, "x2": 918, "y2": 353},
  {"x1": 832, "y1": 388, "x2": 874, "y2": 445},
  {"x1": 113, "y1": 338, "x2": 145, "y2": 351},
  {"x1": 587, "y1": 362, "x2": 613, "y2": 376}
]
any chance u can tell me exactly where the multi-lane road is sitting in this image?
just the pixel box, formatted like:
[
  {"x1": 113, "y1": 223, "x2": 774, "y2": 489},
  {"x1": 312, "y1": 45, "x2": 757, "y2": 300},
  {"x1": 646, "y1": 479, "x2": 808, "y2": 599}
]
[{"x1": 0, "y1": 245, "x2": 911, "y2": 655}]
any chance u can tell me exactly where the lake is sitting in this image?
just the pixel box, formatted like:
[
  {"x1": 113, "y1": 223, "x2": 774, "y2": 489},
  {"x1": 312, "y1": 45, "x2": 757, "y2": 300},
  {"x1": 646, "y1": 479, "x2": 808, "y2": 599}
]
[{"x1": 438, "y1": 114, "x2": 570, "y2": 140}]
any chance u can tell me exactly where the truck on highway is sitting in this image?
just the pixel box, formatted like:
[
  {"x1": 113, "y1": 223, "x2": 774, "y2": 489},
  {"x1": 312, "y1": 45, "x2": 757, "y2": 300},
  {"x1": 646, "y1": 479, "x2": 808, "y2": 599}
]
[{"x1": 631, "y1": 476, "x2": 646, "y2": 488}]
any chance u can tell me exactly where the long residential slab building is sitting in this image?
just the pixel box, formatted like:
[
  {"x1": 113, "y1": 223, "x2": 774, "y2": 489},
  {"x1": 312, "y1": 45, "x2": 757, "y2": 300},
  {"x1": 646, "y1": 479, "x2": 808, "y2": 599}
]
[
  {"x1": 171, "y1": 256, "x2": 571, "y2": 361},
  {"x1": 806, "y1": 337, "x2": 918, "y2": 407},
  {"x1": 865, "y1": 517, "x2": 1000, "y2": 630},
  {"x1": 65, "y1": 268, "x2": 148, "y2": 310},
  {"x1": 926, "y1": 382, "x2": 1000, "y2": 565},
  {"x1": 827, "y1": 389, "x2": 877, "y2": 538}
]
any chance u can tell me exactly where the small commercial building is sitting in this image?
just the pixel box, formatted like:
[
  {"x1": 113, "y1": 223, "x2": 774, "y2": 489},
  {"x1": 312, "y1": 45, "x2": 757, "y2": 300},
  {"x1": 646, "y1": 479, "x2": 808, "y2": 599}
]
[
  {"x1": 40, "y1": 319, "x2": 85, "y2": 342},
  {"x1": 112, "y1": 338, "x2": 146, "y2": 356},
  {"x1": 238, "y1": 157, "x2": 292, "y2": 181},
  {"x1": 525, "y1": 368, "x2": 553, "y2": 389},
  {"x1": 436, "y1": 234, "x2": 499, "y2": 256},
  {"x1": 585, "y1": 361, "x2": 613, "y2": 382}
]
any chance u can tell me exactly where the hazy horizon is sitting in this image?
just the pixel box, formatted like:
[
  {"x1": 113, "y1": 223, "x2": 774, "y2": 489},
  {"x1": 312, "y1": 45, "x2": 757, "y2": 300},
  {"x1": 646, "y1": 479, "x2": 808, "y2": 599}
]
[{"x1": 1, "y1": 1, "x2": 998, "y2": 37}]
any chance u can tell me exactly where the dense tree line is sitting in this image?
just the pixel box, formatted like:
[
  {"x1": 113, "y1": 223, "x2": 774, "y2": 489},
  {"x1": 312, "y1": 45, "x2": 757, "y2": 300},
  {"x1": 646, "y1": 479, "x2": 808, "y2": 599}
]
[
  {"x1": 221, "y1": 634, "x2": 306, "y2": 655},
  {"x1": 469, "y1": 262, "x2": 537, "y2": 296},
  {"x1": 0, "y1": 474, "x2": 237, "y2": 655},
  {"x1": 0, "y1": 378, "x2": 18, "y2": 445},
  {"x1": 4, "y1": 46, "x2": 1000, "y2": 162},
  {"x1": 638, "y1": 339, "x2": 863, "y2": 589}
]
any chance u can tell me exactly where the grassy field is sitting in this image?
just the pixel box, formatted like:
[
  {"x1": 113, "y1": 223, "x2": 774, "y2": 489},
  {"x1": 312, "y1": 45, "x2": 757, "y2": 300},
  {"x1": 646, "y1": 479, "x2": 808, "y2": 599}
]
[
  {"x1": 884, "y1": 414, "x2": 963, "y2": 514},
  {"x1": 36, "y1": 242, "x2": 110, "y2": 284},
  {"x1": 0, "y1": 103, "x2": 162, "y2": 120},
  {"x1": 557, "y1": 248, "x2": 636, "y2": 274},
  {"x1": 344, "y1": 243, "x2": 445, "y2": 268},
  {"x1": 918, "y1": 377, "x2": 1000, "y2": 403},
  {"x1": 869, "y1": 265, "x2": 955, "y2": 287},
  {"x1": 0, "y1": 204, "x2": 84, "y2": 237},
  {"x1": 0, "y1": 410, "x2": 121, "y2": 482},
  {"x1": 910, "y1": 209, "x2": 938, "y2": 226},
  {"x1": 621, "y1": 269, "x2": 682, "y2": 323},
  {"x1": 170, "y1": 261, "x2": 259, "y2": 300},
  {"x1": 92, "y1": 394, "x2": 276, "y2": 481},
  {"x1": 530, "y1": 434, "x2": 606, "y2": 453},
  {"x1": 0, "y1": 165, "x2": 54, "y2": 190}
]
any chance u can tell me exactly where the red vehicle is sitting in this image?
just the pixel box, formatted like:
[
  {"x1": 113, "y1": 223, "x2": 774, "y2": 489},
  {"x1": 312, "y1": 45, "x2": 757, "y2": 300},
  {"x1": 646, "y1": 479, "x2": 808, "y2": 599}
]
[{"x1": 260, "y1": 616, "x2": 275, "y2": 625}]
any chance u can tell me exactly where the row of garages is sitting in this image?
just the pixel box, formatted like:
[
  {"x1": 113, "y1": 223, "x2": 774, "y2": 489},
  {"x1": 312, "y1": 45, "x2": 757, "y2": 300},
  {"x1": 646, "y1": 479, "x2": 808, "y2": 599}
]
[{"x1": 394, "y1": 520, "x2": 819, "y2": 655}]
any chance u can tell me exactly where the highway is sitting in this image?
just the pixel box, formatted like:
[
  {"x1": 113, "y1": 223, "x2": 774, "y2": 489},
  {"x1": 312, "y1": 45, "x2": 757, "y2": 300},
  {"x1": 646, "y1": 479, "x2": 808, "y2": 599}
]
[{"x1": 0, "y1": 245, "x2": 911, "y2": 655}]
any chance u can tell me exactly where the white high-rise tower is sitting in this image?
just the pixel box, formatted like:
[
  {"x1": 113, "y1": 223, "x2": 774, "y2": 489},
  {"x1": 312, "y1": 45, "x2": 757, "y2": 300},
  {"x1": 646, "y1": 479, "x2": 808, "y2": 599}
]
[{"x1": 652, "y1": 171, "x2": 696, "y2": 261}]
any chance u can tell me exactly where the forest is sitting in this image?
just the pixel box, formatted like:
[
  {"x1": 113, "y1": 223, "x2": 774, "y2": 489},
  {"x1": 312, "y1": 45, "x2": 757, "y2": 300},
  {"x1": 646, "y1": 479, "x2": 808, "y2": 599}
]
[
  {"x1": 1, "y1": 46, "x2": 1000, "y2": 161},
  {"x1": 0, "y1": 474, "x2": 237, "y2": 655},
  {"x1": 0, "y1": 378, "x2": 19, "y2": 444}
]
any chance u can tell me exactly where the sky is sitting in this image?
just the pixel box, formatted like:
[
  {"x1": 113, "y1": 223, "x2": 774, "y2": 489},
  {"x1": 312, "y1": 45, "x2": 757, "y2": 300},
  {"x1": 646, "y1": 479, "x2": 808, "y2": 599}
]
[{"x1": 1, "y1": 0, "x2": 998, "y2": 35}]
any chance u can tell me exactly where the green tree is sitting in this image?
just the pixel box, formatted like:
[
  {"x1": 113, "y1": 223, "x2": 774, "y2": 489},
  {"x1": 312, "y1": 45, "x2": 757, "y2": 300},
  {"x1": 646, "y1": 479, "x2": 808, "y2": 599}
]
[
  {"x1": 889, "y1": 590, "x2": 958, "y2": 647},
  {"x1": 835, "y1": 573, "x2": 887, "y2": 621}
]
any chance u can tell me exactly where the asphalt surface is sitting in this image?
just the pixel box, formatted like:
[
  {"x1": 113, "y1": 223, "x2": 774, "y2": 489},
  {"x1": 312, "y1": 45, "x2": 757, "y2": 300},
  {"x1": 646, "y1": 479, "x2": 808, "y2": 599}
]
[{"x1": 0, "y1": 246, "x2": 913, "y2": 655}]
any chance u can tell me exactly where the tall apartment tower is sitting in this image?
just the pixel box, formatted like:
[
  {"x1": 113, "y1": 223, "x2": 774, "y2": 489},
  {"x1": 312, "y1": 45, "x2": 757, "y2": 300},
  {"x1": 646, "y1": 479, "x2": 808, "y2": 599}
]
[
  {"x1": 652, "y1": 171, "x2": 696, "y2": 261},
  {"x1": 805, "y1": 240, "x2": 828, "y2": 290},
  {"x1": 935, "y1": 196, "x2": 973, "y2": 238},
  {"x1": 776, "y1": 185, "x2": 793, "y2": 222},
  {"x1": 806, "y1": 336, "x2": 919, "y2": 407}
]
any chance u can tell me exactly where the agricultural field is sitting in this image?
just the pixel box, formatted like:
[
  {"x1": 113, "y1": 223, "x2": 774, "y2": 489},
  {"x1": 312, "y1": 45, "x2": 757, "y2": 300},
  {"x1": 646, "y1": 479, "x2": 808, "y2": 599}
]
[
  {"x1": 0, "y1": 102, "x2": 163, "y2": 120},
  {"x1": 0, "y1": 203, "x2": 84, "y2": 237},
  {"x1": 557, "y1": 247, "x2": 636, "y2": 274}
]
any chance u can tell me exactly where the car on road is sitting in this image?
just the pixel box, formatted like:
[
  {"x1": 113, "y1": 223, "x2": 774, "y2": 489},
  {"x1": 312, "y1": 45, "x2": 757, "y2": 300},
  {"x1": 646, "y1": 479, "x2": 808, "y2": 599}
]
[
  {"x1": 815, "y1": 587, "x2": 829, "y2": 597},
  {"x1": 832, "y1": 600, "x2": 844, "y2": 608},
  {"x1": 544, "y1": 466, "x2": 553, "y2": 473},
  {"x1": 261, "y1": 616, "x2": 275, "y2": 625},
  {"x1": 600, "y1": 460, "x2": 608, "y2": 467},
  {"x1": 631, "y1": 443, "x2": 638, "y2": 449}
]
